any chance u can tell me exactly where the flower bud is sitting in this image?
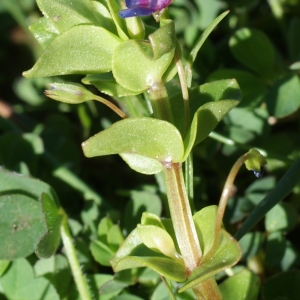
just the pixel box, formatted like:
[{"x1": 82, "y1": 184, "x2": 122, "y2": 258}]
[
  {"x1": 44, "y1": 82, "x2": 95, "y2": 104},
  {"x1": 245, "y1": 149, "x2": 267, "y2": 177}
]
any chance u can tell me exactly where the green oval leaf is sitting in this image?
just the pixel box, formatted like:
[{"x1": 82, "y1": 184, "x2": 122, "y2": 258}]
[
  {"x1": 112, "y1": 40, "x2": 175, "y2": 93},
  {"x1": 178, "y1": 206, "x2": 242, "y2": 292},
  {"x1": 82, "y1": 73, "x2": 139, "y2": 97},
  {"x1": 125, "y1": 190, "x2": 162, "y2": 233},
  {"x1": 208, "y1": 69, "x2": 267, "y2": 108},
  {"x1": 179, "y1": 229, "x2": 241, "y2": 292},
  {"x1": 219, "y1": 269, "x2": 261, "y2": 300},
  {"x1": 262, "y1": 270, "x2": 300, "y2": 300},
  {"x1": 170, "y1": 79, "x2": 242, "y2": 136},
  {"x1": 0, "y1": 258, "x2": 59, "y2": 300},
  {"x1": 23, "y1": 25, "x2": 121, "y2": 78},
  {"x1": 265, "y1": 202, "x2": 298, "y2": 233},
  {"x1": 111, "y1": 229, "x2": 186, "y2": 282},
  {"x1": 229, "y1": 28, "x2": 275, "y2": 76},
  {"x1": 0, "y1": 167, "x2": 59, "y2": 205},
  {"x1": 29, "y1": 17, "x2": 59, "y2": 49},
  {"x1": 137, "y1": 225, "x2": 183, "y2": 263},
  {"x1": 36, "y1": 0, "x2": 107, "y2": 33},
  {"x1": 193, "y1": 206, "x2": 218, "y2": 258},
  {"x1": 265, "y1": 74, "x2": 300, "y2": 118},
  {"x1": 106, "y1": 0, "x2": 129, "y2": 40},
  {"x1": 35, "y1": 193, "x2": 62, "y2": 259},
  {"x1": 0, "y1": 194, "x2": 46, "y2": 260},
  {"x1": 120, "y1": 153, "x2": 163, "y2": 175},
  {"x1": 149, "y1": 20, "x2": 176, "y2": 60},
  {"x1": 183, "y1": 99, "x2": 240, "y2": 160},
  {"x1": 82, "y1": 117, "x2": 184, "y2": 165},
  {"x1": 186, "y1": 10, "x2": 229, "y2": 87},
  {"x1": 90, "y1": 240, "x2": 115, "y2": 267}
]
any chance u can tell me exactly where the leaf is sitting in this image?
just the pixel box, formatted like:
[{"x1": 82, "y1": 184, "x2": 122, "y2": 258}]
[
  {"x1": 239, "y1": 232, "x2": 264, "y2": 260},
  {"x1": 98, "y1": 217, "x2": 114, "y2": 240},
  {"x1": 287, "y1": 17, "x2": 300, "y2": 61},
  {"x1": 125, "y1": 190, "x2": 162, "y2": 233},
  {"x1": 112, "y1": 40, "x2": 175, "y2": 93},
  {"x1": 107, "y1": 225, "x2": 124, "y2": 251},
  {"x1": 235, "y1": 159, "x2": 300, "y2": 241},
  {"x1": 229, "y1": 28, "x2": 275, "y2": 76},
  {"x1": 29, "y1": 17, "x2": 60, "y2": 49},
  {"x1": 219, "y1": 269, "x2": 261, "y2": 300},
  {"x1": 0, "y1": 258, "x2": 59, "y2": 300},
  {"x1": 36, "y1": 0, "x2": 107, "y2": 33},
  {"x1": 179, "y1": 229, "x2": 241, "y2": 292},
  {"x1": 264, "y1": 74, "x2": 300, "y2": 118},
  {"x1": 137, "y1": 225, "x2": 183, "y2": 262},
  {"x1": 170, "y1": 79, "x2": 242, "y2": 136},
  {"x1": 99, "y1": 278, "x2": 128, "y2": 296},
  {"x1": 111, "y1": 229, "x2": 186, "y2": 282},
  {"x1": 35, "y1": 193, "x2": 62, "y2": 258},
  {"x1": 34, "y1": 254, "x2": 72, "y2": 299},
  {"x1": 90, "y1": 239, "x2": 115, "y2": 266},
  {"x1": 0, "y1": 194, "x2": 46, "y2": 260},
  {"x1": 149, "y1": 20, "x2": 176, "y2": 60},
  {"x1": 207, "y1": 69, "x2": 267, "y2": 108},
  {"x1": 262, "y1": 271, "x2": 300, "y2": 300},
  {"x1": 177, "y1": 205, "x2": 241, "y2": 292},
  {"x1": 183, "y1": 99, "x2": 240, "y2": 160},
  {"x1": 190, "y1": 79, "x2": 242, "y2": 111},
  {"x1": 23, "y1": 25, "x2": 121, "y2": 78},
  {"x1": 0, "y1": 167, "x2": 59, "y2": 205},
  {"x1": 82, "y1": 73, "x2": 139, "y2": 97},
  {"x1": 264, "y1": 231, "x2": 286, "y2": 268},
  {"x1": 0, "y1": 168, "x2": 61, "y2": 259},
  {"x1": 0, "y1": 261, "x2": 10, "y2": 277},
  {"x1": 141, "y1": 212, "x2": 166, "y2": 229},
  {"x1": 106, "y1": 0, "x2": 129, "y2": 40},
  {"x1": 186, "y1": 10, "x2": 229, "y2": 87},
  {"x1": 120, "y1": 153, "x2": 164, "y2": 175},
  {"x1": 265, "y1": 202, "x2": 298, "y2": 233},
  {"x1": 193, "y1": 206, "x2": 217, "y2": 258},
  {"x1": 82, "y1": 117, "x2": 184, "y2": 165}
]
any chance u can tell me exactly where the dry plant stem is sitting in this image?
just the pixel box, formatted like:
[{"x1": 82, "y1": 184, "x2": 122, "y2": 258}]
[
  {"x1": 213, "y1": 153, "x2": 248, "y2": 252},
  {"x1": 95, "y1": 96, "x2": 127, "y2": 119},
  {"x1": 60, "y1": 210, "x2": 92, "y2": 300},
  {"x1": 164, "y1": 162, "x2": 201, "y2": 273}
]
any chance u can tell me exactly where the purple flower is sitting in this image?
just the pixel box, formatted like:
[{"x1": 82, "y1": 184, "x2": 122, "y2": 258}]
[{"x1": 119, "y1": 0, "x2": 172, "y2": 18}]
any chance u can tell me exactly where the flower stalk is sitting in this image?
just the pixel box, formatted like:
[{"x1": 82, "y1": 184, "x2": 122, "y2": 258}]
[{"x1": 60, "y1": 210, "x2": 93, "y2": 300}]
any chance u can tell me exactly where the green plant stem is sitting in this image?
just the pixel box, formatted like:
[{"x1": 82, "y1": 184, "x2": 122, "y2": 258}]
[
  {"x1": 174, "y1": 46, "x2": 195, "y2": 210},
  {"x1": 60, "y1": 210, "x2": 93, "y2": 300},
  {"x1": 185, "y1": 154, "x2": 195, "y2": 212},
  {"x1": 192, "y1": 278, "x2": 223, "y2": 300},
  {"x1": 174, "y1": 49, "x2": 190, "y2": 134},
  {"x1": 94, "y1": 96, "x2": 127, "y2": 119},
  {"x1": 164, "y1": 162, "x2": 201, "y2": 273},
  {"x1": 148, "y1": 81, "x2": 173, "y2": 122},
  {"x1": 209, "y1": 131, "x2": 294, "y2": 163},
  {"x1": 212, "y1": 153, "x2": 248, "y2": 253}
]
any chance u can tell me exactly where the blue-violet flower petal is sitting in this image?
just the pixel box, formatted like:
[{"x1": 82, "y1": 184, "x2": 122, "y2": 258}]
[{"x1": 119, "y1": 0, "x2": 172, "y2": 18}]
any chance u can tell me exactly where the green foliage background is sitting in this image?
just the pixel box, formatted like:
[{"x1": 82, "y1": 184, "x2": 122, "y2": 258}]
[{"x1": 0, "y1": 0, "x2": 300, "y2": 299}]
